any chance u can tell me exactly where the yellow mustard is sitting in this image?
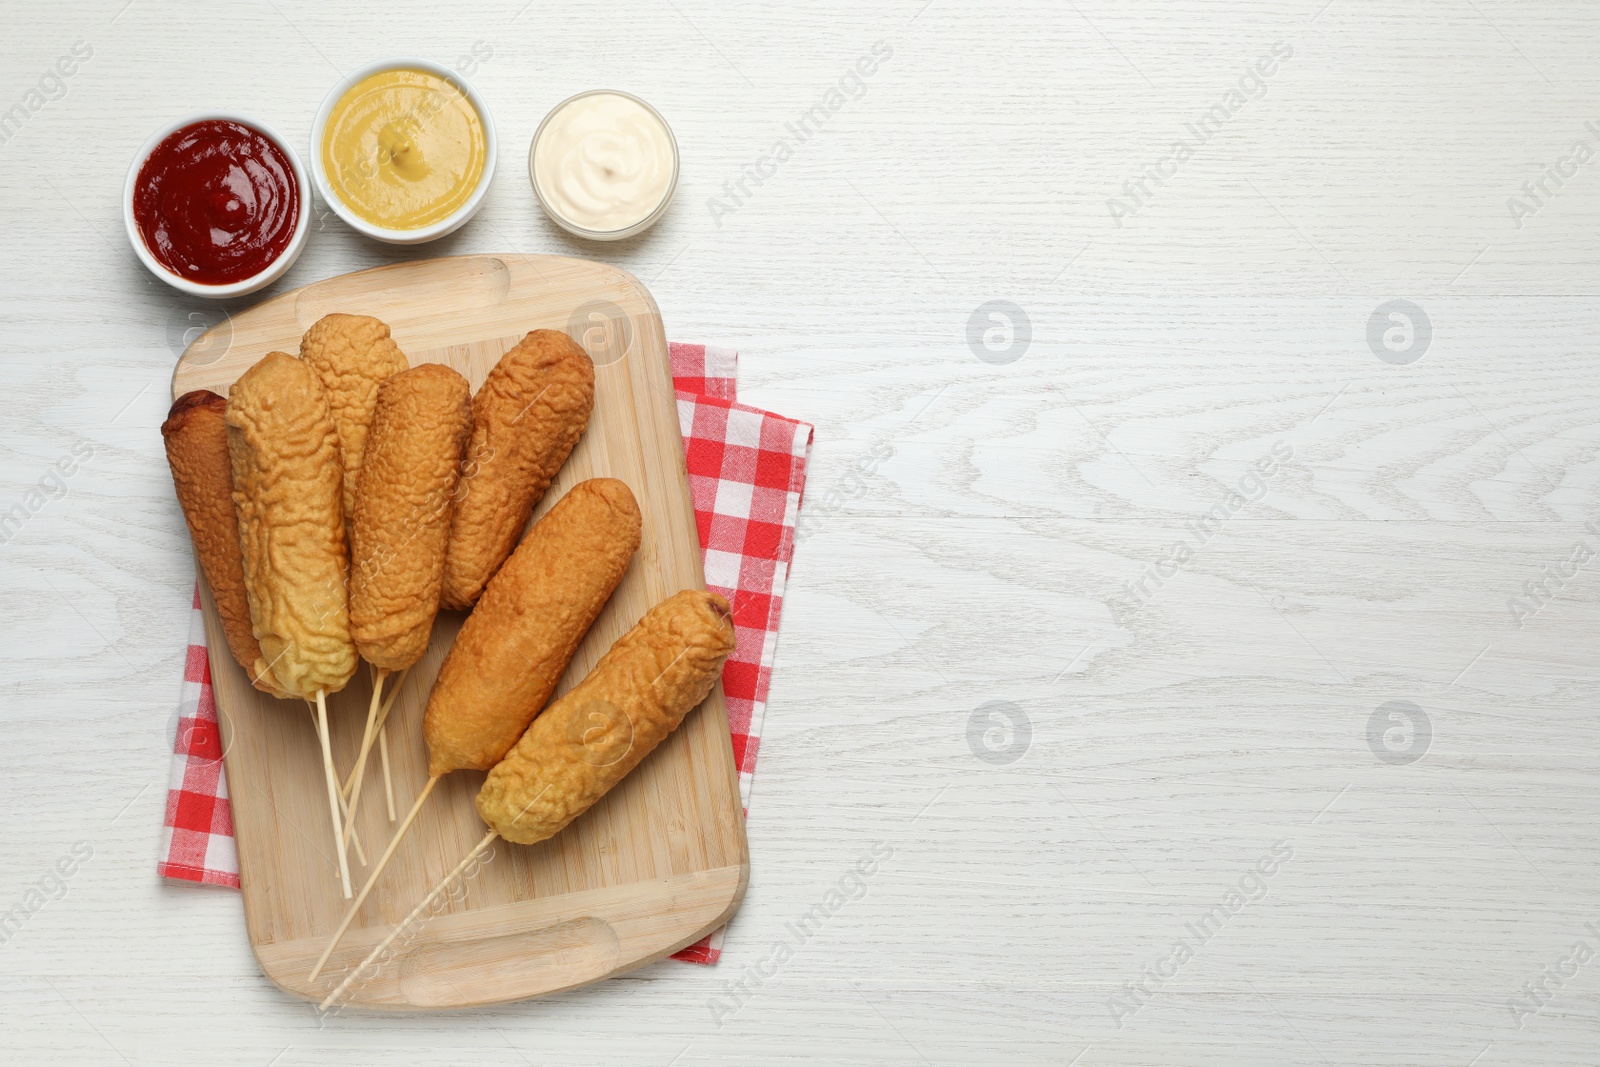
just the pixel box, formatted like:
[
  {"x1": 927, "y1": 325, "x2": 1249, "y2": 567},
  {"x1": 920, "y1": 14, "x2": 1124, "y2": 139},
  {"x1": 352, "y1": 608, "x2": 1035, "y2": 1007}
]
[{"x1": 322, "y1": 68, "x2": 487, "y2": 230}]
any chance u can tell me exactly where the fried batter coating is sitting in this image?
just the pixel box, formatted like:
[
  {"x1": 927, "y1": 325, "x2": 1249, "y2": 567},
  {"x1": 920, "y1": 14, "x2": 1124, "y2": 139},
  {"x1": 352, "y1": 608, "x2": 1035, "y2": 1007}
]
[
  {"x1": 161, "y1": 390, "x2": 286, "y2": 698},
  {"x1": 226, "y1": 352, "x2": 358, "y2": 699},
  {"x1": 475, "y1": 589, "x2": 736, "y2": 845},
  {"x1": 424, "y1": 478, "x2": 640, "y2": 776},
  {"x1": 299, "y1": 314, "x2": 410, "y2": 523},
  {"x1": 350, "y1": 363, "x2": 471, "y2": 672},
  {"x1": 440, "y1": 330, "x2": 594, "y2": 610}
]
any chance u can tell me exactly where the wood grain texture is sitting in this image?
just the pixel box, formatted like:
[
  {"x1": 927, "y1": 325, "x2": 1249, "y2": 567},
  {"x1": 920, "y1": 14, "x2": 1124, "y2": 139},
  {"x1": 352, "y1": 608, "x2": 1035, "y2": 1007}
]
[
  {"x1": 2, "y1": 0, "x2": 1600, "y2": 1063},
  {"x1": 178, "y1": 255, "x2": 746, "y2": 1008}
]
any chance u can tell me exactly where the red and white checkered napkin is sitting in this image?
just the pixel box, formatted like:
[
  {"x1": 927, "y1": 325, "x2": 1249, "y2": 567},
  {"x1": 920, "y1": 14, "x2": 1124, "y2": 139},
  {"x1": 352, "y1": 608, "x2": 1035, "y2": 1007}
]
[{"x1": 159, "y1": 342, "x2": 813, "y2": 966}]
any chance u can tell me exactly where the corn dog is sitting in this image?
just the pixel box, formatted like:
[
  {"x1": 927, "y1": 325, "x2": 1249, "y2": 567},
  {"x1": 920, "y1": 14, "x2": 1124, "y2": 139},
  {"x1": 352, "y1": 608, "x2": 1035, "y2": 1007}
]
[
  {"x1": 161, "y1": 390, "x2": 285, "y2": 698},
  {"x1": 476, "y1": 589, "x2": 736, "y2": 845},
  {"x1": 299, "y1": 313, "x2": 409, "y2": 524},
  {"x1": 440, "y1": 329, "x2": 594, "y2": 610},
  {"x1": 310, "y1": 477, "x2": 641, "y2": 981},
  {"x1": 425, "y1": 477, "x2": 641, "y2": 775},
  {"x1": 226, "y1": 351, "x2": 357, "y2": 700},
  {"x1": 350, "y1": 364, "x2": 471, "y2": 671},
  {"x1": 314, "y1": 587, "x2": 732, "y2": 989}
]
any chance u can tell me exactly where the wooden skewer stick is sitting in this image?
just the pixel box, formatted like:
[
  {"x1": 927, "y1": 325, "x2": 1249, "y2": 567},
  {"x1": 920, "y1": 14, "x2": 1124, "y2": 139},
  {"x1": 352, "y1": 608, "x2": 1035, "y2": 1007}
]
[
  {"x1": 317, "y1": 829, "x2": 497, "y2": 1011},
  {"x1": 333, "y1": 768, "x2": 369, "y2": 867},
  {"x1": 308, "y1": 775, "x2": 441, "y2": 983},
  {"x1": 305, "y1": 700, "x2": 344, "y2": 888},
  {"x1": 339, "y1": 666, "x2": 409, "y2": 800},
  {"x1": 341, "y1": 668, "x2": 389, "y2": 854},
  {"x1": 378, "y1": 725, "x2": 396, "y2": 822},
  {"x1": 312, "y1": 689, "x2": 352, "y2": 899},
  {"x1": 375, "y1": 666, "x2": 407, "y2": 730},
  {"x1": 307, "y1": 704, "x2": 368, "y2": 867},
  {"x1": 304, "y1": 702, "x2": 338, "y2": 885}
]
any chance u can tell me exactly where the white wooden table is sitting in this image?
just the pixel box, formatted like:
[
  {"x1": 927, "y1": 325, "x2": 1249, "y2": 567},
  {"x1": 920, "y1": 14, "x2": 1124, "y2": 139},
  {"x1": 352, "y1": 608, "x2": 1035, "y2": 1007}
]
[{"x1": 2, "y1": 2, "x2": 1598, "y2": 1063}]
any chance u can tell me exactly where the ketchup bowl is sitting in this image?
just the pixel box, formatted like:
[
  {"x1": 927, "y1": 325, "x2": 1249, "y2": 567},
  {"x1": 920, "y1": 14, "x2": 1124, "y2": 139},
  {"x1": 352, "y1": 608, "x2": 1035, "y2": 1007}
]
[{"x1": 124, "y1": 111, "x2": 311, "y2": 299}]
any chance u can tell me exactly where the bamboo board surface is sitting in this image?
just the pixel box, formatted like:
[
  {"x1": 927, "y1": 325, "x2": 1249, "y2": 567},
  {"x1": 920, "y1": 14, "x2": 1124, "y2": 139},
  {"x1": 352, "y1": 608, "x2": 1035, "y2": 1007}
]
[{"x1": 170, "y1": 254, "x2": 748, "y2": 1010}]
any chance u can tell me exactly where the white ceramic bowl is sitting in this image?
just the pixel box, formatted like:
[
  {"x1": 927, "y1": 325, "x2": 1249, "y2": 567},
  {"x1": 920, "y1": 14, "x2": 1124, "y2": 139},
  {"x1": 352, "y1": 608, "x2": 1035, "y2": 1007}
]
[
  {"x1": 124, "y1": 111, "x2": 311, "y2": 299},
  {"x1": 310, "y1": 57, "x2": 498, "y2": 245},
  {"x1": 528, "y1": 89, "x2": 680, "y2": 241}
]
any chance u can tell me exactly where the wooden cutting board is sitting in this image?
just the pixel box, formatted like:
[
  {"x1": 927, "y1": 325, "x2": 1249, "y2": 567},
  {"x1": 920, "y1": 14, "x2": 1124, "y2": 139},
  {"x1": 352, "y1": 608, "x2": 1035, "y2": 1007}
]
[{"x1": 170, "y1": 254, "x2": 748, "y2": 1010}]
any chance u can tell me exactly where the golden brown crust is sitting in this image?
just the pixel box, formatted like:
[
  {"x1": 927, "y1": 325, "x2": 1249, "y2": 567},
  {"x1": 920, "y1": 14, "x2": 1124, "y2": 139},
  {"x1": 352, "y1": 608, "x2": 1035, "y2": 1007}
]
[
  {"x1": 226, "y1": 352, "x2": 358, "y2": 699},
  {"x1": 298, "y1": 314, "x2": 410, "y2": 523},
  {"x1": 424, "y1": 478, "x2": 641, "y2": 776},
  {"x1": 440, "y1": 330, "x2": 595, "y2": 610},
  {"x1": 350, "y1": 363, "x2": 472, "y2": 671},
  {"x1": 475, "y1": 589, "x2": 736, "y2": 845},
  {"x1": 161, "y1": 390, "x2": 286, "y2": 698}
]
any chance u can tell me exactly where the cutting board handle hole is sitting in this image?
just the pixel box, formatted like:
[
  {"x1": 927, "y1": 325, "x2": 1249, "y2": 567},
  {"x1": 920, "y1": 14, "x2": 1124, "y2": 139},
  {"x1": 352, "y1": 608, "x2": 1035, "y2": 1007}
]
[{"x1": 293, "y1": 256, "x2": 513, "y2": 334}]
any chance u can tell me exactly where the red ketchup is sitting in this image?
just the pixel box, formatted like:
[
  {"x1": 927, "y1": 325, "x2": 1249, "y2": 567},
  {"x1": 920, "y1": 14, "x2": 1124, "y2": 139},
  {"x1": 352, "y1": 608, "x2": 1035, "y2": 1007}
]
[{"x1": 133, "y1": 119, "x2": 300, "y2": 285}]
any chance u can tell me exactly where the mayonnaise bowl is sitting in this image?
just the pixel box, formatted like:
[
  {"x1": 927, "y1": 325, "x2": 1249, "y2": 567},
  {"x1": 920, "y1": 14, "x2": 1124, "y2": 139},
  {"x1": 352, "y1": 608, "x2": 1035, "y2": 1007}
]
[
  {"x1": 311, "y1": 57, "x2": 497, "y2": 245},
  {"x1": 529, "y1": 90, "x2": 679, "y2": 241}
]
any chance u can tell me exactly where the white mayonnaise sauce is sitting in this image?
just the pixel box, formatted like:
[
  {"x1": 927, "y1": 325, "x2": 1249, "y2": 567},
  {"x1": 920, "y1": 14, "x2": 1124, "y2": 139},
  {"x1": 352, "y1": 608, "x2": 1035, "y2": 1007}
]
[{"x1": 530, "y1": 92, "x2": 676, "y2": 237}]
